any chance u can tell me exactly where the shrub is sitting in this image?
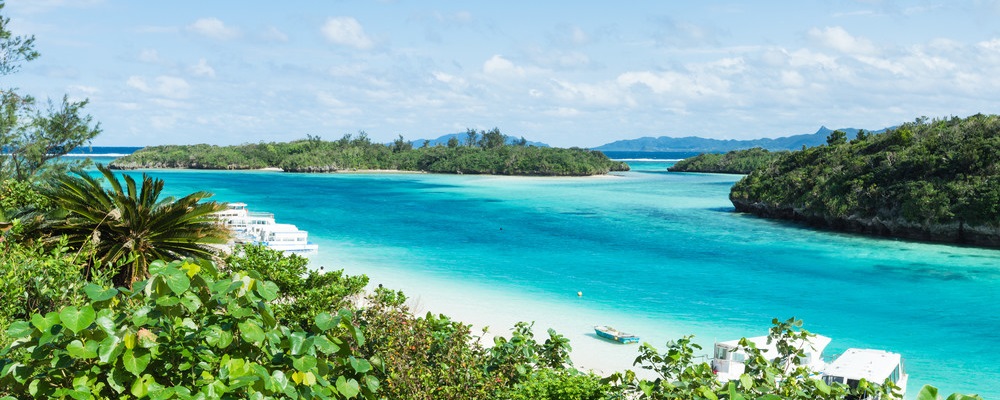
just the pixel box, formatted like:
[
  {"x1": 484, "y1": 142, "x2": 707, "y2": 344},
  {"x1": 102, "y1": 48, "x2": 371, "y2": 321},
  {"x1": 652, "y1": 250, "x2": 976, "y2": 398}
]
[{"x1": 0, "y1": 259, "x2": 380, "y2": 399}]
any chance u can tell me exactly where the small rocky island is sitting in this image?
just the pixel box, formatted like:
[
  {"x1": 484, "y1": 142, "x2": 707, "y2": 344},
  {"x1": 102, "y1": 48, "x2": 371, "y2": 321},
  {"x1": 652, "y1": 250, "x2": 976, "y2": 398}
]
[{"x1": 729, "y1": 114, "x2": 1000, "y2": 247}]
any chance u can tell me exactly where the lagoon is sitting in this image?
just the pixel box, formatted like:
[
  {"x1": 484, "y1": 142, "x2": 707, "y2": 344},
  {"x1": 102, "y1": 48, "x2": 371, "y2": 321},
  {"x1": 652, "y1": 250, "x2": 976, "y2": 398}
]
[{"x1": 101, "y1": 157, "x2": 999, "y2": 398}]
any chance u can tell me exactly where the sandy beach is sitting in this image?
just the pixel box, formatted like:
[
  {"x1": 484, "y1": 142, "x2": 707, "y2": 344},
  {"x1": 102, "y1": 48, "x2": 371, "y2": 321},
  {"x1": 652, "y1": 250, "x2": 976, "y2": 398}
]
[{"x1": 322, "y1": 256, "x2": 702, "y2": 379}]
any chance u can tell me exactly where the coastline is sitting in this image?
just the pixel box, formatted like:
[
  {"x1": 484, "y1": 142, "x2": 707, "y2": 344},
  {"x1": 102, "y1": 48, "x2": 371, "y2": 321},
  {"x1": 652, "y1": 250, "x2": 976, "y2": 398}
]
[{"x1": 314, "y1": 253, "x2": 686, "y2": 379}]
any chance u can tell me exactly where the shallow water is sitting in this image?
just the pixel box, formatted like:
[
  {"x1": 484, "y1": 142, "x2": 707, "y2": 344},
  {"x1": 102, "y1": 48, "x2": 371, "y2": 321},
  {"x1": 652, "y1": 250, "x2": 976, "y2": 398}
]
[{"x1": 105, "y1": 159, "x2": 999, "y2": 398}]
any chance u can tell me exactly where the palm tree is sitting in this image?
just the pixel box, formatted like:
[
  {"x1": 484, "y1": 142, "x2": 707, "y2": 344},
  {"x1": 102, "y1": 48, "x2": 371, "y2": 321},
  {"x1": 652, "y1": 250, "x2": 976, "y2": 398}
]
[{"x1": 41, "y1": 164, "x2": 230, "y2": 286}]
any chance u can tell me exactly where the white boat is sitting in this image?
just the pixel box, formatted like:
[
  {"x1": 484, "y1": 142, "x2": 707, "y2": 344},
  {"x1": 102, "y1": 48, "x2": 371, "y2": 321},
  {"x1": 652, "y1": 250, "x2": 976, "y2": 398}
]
[
  {"x1": 216, "y1": 202, "x2": 318, "y2": 256},
  {"x1": 822, "y1": 348, "x2": 907, "y2": 399},
  {"x1": 710, "y1": 334, "x2": 831, "y2": 382}
]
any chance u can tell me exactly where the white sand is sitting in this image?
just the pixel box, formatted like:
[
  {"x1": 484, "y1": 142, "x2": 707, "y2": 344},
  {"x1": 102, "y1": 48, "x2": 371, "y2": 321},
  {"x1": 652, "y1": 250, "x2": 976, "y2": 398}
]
[{"x1": 321, "y1": 258, "x2": 715, "y2": 379}]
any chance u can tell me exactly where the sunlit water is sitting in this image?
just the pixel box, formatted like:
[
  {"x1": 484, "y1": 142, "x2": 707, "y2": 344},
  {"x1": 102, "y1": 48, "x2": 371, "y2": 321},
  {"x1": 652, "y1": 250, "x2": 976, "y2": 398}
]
[{"x1": 90, "y1": 156, "x2": 999, "y2": 398}]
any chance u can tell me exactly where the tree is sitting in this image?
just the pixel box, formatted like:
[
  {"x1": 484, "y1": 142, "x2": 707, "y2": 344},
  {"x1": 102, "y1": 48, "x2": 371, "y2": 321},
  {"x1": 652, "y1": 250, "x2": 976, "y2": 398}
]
[
  {"x1": 0, "y1": 2, "x2": 101, "y2": 182},
  {"x1": 447, "y1": 136, "x2": 460, "y2": 148},
  {"x1": 37, "y1": 164, "x2": 229, "y2": 286},
  {"x1": 390, "y1": 134, "x2": 412, "y2": 153},
  {"x1": 826, "y1": 129, "x2": 847, "y2": 146},
  {"x1": 465, "y1": 128, "x2": 478, "y2": 147},
  {"x1": 479, "y1": 127, "x2": 506, "y2": 149}
]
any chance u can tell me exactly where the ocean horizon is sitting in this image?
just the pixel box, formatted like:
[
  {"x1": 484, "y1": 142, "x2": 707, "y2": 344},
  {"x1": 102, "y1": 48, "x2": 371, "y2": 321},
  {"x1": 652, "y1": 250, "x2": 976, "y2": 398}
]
[{"x1": 88, "y1": 155, "x2": 999, "y2": 399}]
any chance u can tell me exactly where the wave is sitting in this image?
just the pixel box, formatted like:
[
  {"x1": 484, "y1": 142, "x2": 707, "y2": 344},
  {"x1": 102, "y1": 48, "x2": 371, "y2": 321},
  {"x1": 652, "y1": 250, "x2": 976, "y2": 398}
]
[{"x1": 612, "y1": 158, "x2": 685, "y2": 162}]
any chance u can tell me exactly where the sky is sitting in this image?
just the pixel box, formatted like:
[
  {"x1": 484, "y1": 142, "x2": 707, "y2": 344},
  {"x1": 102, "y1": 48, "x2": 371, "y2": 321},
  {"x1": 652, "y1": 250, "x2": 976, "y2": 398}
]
[{"x1": 4, "y1": 0, "x2": 1000, "y2": 148}]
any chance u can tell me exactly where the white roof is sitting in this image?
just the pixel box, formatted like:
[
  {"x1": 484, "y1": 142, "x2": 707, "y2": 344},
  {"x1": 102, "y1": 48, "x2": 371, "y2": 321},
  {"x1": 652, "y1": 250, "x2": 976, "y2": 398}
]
[
  {"x1": 716, "y1": 334, "x2": 831, "y2": 355},
  {"x1": 823, "y1": 348, "x2": 901, "y2": 381},
  {"x1": 259, "y1": 223, "x2": 303, "y2": 233}
]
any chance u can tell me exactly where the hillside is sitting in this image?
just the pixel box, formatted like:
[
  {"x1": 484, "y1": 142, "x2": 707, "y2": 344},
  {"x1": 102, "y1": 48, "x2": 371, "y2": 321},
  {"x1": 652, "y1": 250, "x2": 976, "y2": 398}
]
[
  {"x1": 595, "y1": 126, "x2": 873, "y2": 152},
  {"x1": 730, "y1": 114, "x2": 1000, "y2": 247},
  {"x1": 667, "y1": 148, "x2": 789, "y2": 174}
]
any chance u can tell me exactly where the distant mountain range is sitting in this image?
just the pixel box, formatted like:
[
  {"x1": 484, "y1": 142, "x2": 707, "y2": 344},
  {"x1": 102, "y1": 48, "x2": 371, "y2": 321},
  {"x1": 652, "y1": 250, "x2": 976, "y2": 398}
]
[{"x1": 593, "y1": 126, "x2": 886, "y2": 152}]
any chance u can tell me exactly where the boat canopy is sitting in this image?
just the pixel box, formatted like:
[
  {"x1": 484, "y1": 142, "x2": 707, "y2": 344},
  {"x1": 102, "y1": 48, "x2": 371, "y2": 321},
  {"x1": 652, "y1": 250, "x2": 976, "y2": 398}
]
[{"x1": 823, "y1": 348, "x2": 903, "y2": 382}]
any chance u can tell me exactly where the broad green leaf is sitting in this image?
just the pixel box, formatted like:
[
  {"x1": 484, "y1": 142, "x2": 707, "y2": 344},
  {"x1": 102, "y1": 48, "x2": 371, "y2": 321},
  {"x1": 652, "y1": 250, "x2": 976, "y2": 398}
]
[
  {"x1": 349, "y1": 357, "x2": 371, "y2": 374},
  {"x1": 917, "y1": 385, "x2": 940, "y2": 400},
  {"x1": 313, "y1": 336, "x2": 339, "y2": 354},
  {"x1": 239, "y1": 321, "x2": 265, "y2": 344},
  {"x1": 83, "y1": 283, "x2": 119, "y2": 301},
  {"x1": 163, "y1": 267, "x2": 191, "y2": 295},
  {"x1": 66, "y1": 339, "x2": 98, "y2": 359},
  {"x1": 95, "y1": 315, "x2": 115, "y2": 335},
  {"x1": 336, "y1": 376, "x2": 360, "y2": 398},
  {"x1": 815, "y1": 378, "x2": 831, "y2": 395},
  {"x1": 288, "y1": 332, "x2": 307, "y2": 355},
  {"x1": 6, "y1": 321, "x2": 33, "y2": 338},
  {"x1": 131, "y1": 374, "x2": 154, "y2": 398},
  {"x1": 255, "y1": 280, "x2": 279, "y2": 301},
  {"x1": 314, "y1": 312, "x2": 336, "y2": 331},
  {"x1": 148, "y1": 260, "x2": 169, "y2": 275},
  {"x1": 123, "y1": 349, "x2": 152, "y2": 376},
  {"x1": 293, "y1": 356, "x2": 317, "y2": 372},
  {"x1": 364, "y1": 375, "x2": 379, "y2": 393},
  {"x1": 30, "y1": 313, "x2": 55, "y2": 332},
  {"x1": 740, "y1": 373, "x2": 753, "y2": 389},
  {"x1": 59, "y1": 305, "x2": 96, "y2": 334},
  {"x1": 98, "y1": 336, "x2": 123, "y2": 363}
]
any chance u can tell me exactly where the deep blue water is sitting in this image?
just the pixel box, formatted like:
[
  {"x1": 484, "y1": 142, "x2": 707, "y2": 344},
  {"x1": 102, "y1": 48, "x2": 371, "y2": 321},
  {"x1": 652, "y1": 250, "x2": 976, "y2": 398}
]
[{"x1": 99, "y1": 160, "x2": 999, "y2": 398}]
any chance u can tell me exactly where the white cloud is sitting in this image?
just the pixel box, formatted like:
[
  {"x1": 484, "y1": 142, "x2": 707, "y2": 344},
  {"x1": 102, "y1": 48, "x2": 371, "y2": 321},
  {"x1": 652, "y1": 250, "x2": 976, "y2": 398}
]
[
  {"x1": 138, "y1": 49, "x2": 160, "y2": 63},
  {"x1": 187, "y1": 18, "x2": 241, "y2": 40},
  {"x1": 263, "y1": 26, "x2": 289, "y2": 42},
  {"x1": 126, "y1": 75, "x2": 191, "y2": 99},
  {"x1": 68, "y1": 85, "x2": 99, "y2": 95},
  {"x1": 483, "y1": 55, "x2": 525, "y2": 77},
  {"x1": 780, "y1": 70, "x2": 805, "y2": 87},
  {"x1": 316, "y1": 92, "x2": 345, "y2": 107},
  {"x1": 616, "y1": 70, "x2": 730, "y2": 98},
  {"x1": 808, "y1": 26, "x2": 878, "y2": 55},
  {"x1": 321, "y1": 17, "x2": 373, "y2": 50},
  {"x1": 189, "y1": 58, "x2": 216, "y2": 78},
  {"x1": 432, "y1": 71, "x2": 467, "y2": 88}
]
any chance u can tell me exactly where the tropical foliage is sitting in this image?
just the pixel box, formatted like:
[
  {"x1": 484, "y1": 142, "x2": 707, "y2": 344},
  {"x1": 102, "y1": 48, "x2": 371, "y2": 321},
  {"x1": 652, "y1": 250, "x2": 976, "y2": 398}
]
[
  {"x1": 33, "y1": 164, "x2": 229, "y2": 285},
  {"x1": 731, "y1": 114, "x2": 1000, "y2": 246},
  {"x1": 0, "y1": 259, "x2": 381, "y2": 399},
  {"x1": 224, "y1": 244, "x2": 369, "y2": 331},
  {"x1": 109, "y1": 130, "x2": 629, "y2": 176},
  {"x1": 668, "y1": 147, "x2": 789, "y2": 174}
]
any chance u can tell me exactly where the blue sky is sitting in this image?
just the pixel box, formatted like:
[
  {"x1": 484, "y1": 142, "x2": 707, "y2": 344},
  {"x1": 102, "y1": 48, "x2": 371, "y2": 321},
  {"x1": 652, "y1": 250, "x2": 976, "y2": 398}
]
[{"x1": 5, "y1": 0, "x2": 1000, "y2": 147}]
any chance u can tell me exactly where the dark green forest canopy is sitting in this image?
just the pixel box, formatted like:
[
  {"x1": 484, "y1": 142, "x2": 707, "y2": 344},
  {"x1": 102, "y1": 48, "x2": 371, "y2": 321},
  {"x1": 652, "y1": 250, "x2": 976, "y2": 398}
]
[
  {"x1": 730, "y1": 114, "x2": 1000, "y2": 247},
  {"x1": 109, "y1": 131, "x2": 629, "y2": 176},
  {"x1": 667, "y1": 148, "x2": 789, "y2": 174}
]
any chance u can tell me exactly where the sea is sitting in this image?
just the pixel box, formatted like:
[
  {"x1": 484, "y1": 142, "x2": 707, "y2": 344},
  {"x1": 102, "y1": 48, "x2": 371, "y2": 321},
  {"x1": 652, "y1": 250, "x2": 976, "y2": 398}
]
[{"x1": 81, "y1": 150, "x2": 998, "y2": 398}]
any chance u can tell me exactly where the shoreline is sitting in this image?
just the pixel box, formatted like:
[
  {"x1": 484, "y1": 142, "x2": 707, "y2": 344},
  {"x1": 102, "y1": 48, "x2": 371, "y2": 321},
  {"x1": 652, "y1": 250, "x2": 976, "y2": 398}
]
[{"x1": 313, "y1": 254, "x2": 692, "y2": 380}]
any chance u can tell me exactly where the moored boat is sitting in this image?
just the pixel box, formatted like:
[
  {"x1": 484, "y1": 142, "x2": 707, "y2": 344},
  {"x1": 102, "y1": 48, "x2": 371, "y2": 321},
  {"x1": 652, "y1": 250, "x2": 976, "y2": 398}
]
[
  {"x1": 216, "y1": 202, "x2": 319, "y2": 256},
  {"x1": 711, "y1": 334, "x2": 831, "y2": 382},
  {"x1": 822, "y1": 348, "x2": 907, "y2": 399},
  {"x1": 594, "y1": 325, "x2": 640, "y2": 344}
]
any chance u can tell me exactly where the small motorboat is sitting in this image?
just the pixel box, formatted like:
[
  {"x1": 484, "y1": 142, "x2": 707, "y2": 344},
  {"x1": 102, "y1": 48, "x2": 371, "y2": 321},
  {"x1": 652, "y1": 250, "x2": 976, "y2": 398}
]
[{"x1": 594, "y1": 325, "x2": 640, "y2": 344}]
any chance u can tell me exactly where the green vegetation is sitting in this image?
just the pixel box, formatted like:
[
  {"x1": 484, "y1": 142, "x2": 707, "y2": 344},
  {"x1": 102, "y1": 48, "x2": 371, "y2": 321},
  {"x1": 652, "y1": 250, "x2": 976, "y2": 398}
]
[
  {"x1": 1, "y1": 259, "x2": 381, "y2": 399},
  {"x1": 731, "y1": 115, "x2": 1000, "y2": 247},
  {"x1": 668, "y1": 148, "x2": 789, "y2": 174},
  {"x1": 30, "y1": 164, "x2": 230, "y2": 286},
  {"x1": 109, "y1": 129, "x2": 629, "y2": 176}
]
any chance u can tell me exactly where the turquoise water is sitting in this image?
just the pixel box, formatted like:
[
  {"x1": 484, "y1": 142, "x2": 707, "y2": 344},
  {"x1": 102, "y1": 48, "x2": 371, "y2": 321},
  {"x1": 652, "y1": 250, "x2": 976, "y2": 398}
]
[{"x1": 96, "y1": 158, "x2": 999, "y2": 398}]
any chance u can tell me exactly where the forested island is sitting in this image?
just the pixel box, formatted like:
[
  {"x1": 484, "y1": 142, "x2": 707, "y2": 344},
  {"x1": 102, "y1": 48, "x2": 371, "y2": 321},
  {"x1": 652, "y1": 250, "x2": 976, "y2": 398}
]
[
  {"x1": 730, "y1": 114, "x2": 1000, "y2": 247},
  {"x1": 109, "y1": 129, "x2": 629, "y2": 176},
  {"x1": 667, "y1": 148, "x2": 788, "y2": 174}
]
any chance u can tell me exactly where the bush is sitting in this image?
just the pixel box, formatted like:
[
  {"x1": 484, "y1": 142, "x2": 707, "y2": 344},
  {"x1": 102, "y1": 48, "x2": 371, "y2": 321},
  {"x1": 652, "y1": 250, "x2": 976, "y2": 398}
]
[{"x1": 0, "y1": 259, "x2": 380, "y2": 399}]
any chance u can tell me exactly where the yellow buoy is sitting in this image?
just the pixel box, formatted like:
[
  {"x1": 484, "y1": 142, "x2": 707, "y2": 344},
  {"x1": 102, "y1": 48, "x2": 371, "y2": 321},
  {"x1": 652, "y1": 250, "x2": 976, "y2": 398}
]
[{"x1": 577, "y1": 291, "x2": 583, "y2": 297}]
